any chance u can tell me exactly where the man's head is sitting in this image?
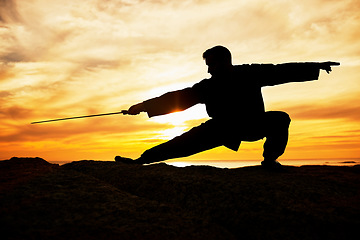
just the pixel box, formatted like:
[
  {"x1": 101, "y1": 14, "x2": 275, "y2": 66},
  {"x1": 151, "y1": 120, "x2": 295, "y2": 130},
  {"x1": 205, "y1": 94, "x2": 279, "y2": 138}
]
[{"x1": 203, "y1": 45, "x2": 233, "y2": 76}]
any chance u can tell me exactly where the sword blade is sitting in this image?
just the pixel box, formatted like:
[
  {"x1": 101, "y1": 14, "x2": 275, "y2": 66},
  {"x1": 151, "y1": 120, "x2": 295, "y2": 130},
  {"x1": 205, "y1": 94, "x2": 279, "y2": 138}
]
[{"x1": 31, "y1": 110, "x2": 128, "y2": 124}]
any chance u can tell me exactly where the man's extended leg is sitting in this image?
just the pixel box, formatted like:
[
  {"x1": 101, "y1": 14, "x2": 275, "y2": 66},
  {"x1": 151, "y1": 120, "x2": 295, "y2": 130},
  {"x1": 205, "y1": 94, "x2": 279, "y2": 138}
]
[
  {"x1": 262, "y1": 111, "x2": 291, "y2": 167},
  {"x1": 116, "y1": 120, "x2": 225, "y2": 164}
]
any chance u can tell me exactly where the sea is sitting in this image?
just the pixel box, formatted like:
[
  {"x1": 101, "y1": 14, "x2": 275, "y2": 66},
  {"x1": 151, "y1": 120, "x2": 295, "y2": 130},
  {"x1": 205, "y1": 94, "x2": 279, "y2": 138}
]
[
  {"x1": 166, "y1": 158, "x2": 360, "y2": 168},
  {"x1": 49, "y1": 158, "x2": 360, "y2": 169}
]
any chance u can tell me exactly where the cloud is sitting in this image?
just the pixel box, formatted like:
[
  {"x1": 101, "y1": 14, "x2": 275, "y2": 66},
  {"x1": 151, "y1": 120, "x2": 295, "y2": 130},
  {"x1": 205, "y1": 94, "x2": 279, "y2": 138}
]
[
  {"x1": 0, "y1": 90, "x2": 12, "y2": 98},
  {"x1": 285, "y1": 97, "x2": 360, "y2": 122},
  {"x1": 0, "y1": 63, "x2": 15, "y2": 82},
  {"x1": 0, "y1": 105, "x2": 33, "y2": 120},
  {"x1": 0, "y1": 0, "x2": 21, "y2": 24},
  {"x1": 0, "y1": 113, "x2": 171, "y2": 142}
]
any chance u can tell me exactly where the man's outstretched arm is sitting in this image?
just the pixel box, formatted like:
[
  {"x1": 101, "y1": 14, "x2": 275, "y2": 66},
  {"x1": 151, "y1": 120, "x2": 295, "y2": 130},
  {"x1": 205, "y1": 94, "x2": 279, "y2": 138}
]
[
  {"x1": 259, "y1": 61, "x2": 340, "y2": 86},
  {"x1": 124, "y1": 87, "x2": 201, "y2": 117}
]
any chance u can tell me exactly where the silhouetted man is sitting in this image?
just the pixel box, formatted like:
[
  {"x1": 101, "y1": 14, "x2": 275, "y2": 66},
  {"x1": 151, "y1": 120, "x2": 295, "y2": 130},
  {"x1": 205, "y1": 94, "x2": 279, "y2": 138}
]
[{"x1": 116, "y1": 46, "x2": 339, "y2": 168}]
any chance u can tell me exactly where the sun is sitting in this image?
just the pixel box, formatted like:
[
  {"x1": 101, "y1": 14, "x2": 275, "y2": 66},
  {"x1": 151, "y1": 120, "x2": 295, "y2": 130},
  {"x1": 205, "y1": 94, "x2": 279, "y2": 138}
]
[
  {"x1": 150, "y1": 104, "x2": 209, "y2": 139},
  {"x1": 144, "y1": 81, "x2": 210, "y2": 139}
]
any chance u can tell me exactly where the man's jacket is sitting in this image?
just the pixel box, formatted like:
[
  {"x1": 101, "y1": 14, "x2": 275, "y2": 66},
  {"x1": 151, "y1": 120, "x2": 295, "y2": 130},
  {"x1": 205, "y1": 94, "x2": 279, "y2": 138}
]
[{"x1": 143, "y1": 63, "x2": 321, "y2": 121}]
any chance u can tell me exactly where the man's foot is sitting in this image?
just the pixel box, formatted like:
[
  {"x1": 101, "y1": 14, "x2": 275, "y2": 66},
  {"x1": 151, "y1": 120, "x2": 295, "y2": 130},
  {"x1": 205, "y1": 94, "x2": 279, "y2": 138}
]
[
  {"x1": 261, "y1": 160, "x2": 283, "y2": 169},
  {"x1": 115, "y1": 156, "x2": 139, "y2": 164}
]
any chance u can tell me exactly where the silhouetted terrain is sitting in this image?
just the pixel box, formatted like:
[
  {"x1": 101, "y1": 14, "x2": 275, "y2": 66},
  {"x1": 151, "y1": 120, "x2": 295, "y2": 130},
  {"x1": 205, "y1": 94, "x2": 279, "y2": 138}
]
[{"x1": 1, "y1": 157, "x2": 359, "y2": 240}]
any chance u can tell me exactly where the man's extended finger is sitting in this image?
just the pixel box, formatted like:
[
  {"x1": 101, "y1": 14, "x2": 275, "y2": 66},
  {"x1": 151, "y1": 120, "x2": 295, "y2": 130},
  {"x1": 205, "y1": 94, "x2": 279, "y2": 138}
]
[{"x1": 328, "y1": 61, "x2": 340, "y2": 66}]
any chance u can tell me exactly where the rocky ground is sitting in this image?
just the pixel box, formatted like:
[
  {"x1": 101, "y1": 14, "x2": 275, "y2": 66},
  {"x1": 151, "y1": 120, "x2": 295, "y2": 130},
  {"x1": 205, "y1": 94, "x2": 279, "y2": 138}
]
[{"x1": 1, "y1": 157, "x2": 359, "y2": 240}]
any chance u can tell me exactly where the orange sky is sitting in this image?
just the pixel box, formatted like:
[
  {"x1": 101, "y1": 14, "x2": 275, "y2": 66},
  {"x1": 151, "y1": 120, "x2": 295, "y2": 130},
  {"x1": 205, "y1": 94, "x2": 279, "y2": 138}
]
[{"x1": 1, "y1": 0, "x2": 359, "y2": 163}]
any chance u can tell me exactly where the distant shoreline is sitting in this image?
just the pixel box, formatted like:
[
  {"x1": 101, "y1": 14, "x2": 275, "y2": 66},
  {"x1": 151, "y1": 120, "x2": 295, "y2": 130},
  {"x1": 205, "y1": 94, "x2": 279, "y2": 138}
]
[{"x1": 46, "y1": 158, "x2": 360, "y2": 168}]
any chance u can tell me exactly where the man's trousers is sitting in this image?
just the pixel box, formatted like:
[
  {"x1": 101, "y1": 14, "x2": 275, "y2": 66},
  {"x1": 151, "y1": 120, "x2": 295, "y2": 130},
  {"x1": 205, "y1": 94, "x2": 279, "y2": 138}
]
[{"x1": 136, "y1": 111, "x2": 291, "y2": 164}]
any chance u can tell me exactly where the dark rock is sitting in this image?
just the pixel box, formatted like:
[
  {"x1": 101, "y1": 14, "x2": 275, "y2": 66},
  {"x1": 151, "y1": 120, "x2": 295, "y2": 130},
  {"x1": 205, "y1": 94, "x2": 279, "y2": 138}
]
[
  {"x1": 1, "y1": 158, "x2": 359, "y2": 240},
  {"x1": 3, "y1": 157, "x2": 56, "y2": 168},
  {"x1": 0, "y1": 157, "x2": 59, "y2": 194}
]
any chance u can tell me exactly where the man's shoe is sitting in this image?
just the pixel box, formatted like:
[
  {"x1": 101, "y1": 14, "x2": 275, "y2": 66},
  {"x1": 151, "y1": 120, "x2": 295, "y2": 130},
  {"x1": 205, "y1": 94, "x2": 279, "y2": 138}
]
[
  {"x1": 261, "y1": 160, "x2": 282, "y2": 169},
  {"x1": 115, "y1": 156, "x2": 139, "y2": 164}
]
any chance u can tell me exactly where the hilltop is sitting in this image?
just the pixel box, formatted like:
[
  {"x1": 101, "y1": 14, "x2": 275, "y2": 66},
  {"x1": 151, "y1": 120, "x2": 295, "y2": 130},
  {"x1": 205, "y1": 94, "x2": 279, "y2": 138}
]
[{"x1": 1, "y1": 157, "x2": 359, "y2": 240}]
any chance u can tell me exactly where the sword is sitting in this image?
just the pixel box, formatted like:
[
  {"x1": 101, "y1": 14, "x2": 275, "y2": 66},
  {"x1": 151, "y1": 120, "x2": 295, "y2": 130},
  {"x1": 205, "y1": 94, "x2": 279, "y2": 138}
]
[{"x1": 31, "y1": 110, "x2": 129, "y2": 124}]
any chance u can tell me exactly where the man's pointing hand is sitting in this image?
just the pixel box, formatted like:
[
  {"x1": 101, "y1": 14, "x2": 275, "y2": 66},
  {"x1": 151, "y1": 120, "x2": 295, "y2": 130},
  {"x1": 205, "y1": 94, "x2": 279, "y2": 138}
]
[{"x1": 320, "y1": 61, "x2": 340, "y2": 74}]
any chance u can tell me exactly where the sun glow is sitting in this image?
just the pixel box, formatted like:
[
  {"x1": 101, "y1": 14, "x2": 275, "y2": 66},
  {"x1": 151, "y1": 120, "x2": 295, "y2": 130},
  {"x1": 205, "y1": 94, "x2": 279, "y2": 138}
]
[
  {"x1": 156, "y1": 126, "x2": 187, "y2": 140},
  {"x1": 150, "y1": 105, "x2": 209, "y2": 139}
]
